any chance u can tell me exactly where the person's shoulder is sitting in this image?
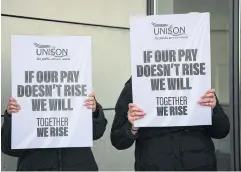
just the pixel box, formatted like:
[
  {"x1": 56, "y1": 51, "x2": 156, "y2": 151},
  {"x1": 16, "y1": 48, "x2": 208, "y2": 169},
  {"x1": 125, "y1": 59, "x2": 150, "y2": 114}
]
[
  {"x1": 124, "y1": 77, "x2": 132, "y2": 86},
  {"x1": 121, "y1": 77, "x2": 132, "y2": 96},
  {"x1": 116, "y1": 77, "x2": 133, "y2": 107}
]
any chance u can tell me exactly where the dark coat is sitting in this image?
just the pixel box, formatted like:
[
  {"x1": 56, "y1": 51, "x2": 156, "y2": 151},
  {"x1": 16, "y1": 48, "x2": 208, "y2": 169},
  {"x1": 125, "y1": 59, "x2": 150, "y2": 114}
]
[
  {"x1": 110, "y1": 77, "x2": 230, "y2": 171},
  {"x1": 2, "y1": 103, "x2": 107, "y2": 171}
]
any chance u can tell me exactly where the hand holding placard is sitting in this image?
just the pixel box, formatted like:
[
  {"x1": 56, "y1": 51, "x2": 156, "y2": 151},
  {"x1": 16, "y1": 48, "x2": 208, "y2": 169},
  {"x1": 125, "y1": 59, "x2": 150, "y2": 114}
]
[
  {"x1": 127, "y1": 103, "x2": 146, "y2": 124},
  {"x1": 7, "y1": 94, "x2": 96, "y2": 138},
  {"x1": 11, "y1": 35, "x2": 93, "y2": 149},
  {"x1": 83, "y1": 93, "x2": 97, "y2": 112},
  {"x1": 7, "y1": 97, "x2": 21, "y2": 114},
  {"x1": 130, "y1": 13, "x2": 211, "y2": 127},
  {"x1": 198, "y1": 89, "x2": 216, "y2": 109}
]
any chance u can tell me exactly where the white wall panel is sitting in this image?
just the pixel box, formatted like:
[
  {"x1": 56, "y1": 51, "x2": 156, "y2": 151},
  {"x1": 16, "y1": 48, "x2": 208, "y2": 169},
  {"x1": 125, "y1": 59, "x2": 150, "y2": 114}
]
[
  {"x1": 92, "y1": 110, "x2": 135, "y2": 171},
  {"x1": 2, "y1": 0, "x2": 146, "y2": 28},
  {"x1": 1, "y1": 16, "x2": 132, "y2": 110}
]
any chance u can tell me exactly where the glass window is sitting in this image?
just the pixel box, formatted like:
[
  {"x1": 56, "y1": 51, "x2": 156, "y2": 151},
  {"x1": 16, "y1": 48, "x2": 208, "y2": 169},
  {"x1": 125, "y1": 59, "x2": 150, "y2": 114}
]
[{"x1": 156, "y1": 0, "x2": 231, "y2": 170}]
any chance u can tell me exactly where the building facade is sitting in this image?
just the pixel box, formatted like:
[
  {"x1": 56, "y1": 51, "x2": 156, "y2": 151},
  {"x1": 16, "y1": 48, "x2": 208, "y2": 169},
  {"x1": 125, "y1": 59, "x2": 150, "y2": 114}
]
[{"x1": 1, "y1": 0, "x2": 240, "y2": 171}]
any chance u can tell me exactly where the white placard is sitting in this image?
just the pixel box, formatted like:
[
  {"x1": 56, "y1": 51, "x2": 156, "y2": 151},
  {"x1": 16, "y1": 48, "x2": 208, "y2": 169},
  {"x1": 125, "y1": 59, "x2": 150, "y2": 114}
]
[
  {"x1": 130, "y1": 13, "x2": 211, "y2": 127},
  {"x1": 11, "y1": 35, "x2": 93, "y2": 149}
]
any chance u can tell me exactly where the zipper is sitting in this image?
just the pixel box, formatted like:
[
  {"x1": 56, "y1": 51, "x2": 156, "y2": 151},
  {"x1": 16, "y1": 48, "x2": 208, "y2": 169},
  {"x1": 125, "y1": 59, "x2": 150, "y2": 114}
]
[
  {"x1": 177, "y1": 131, "x2": 184, "y2": 169},
  {"x1": 58, "y1": 149, "x2": 63, "y2": 171}
]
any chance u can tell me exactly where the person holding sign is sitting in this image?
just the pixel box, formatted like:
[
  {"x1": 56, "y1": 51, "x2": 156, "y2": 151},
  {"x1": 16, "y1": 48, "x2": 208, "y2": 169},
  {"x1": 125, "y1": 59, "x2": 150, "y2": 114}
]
[
  {"x1": 2, "y1": 93, "x2": 107, "y2": 171},
  {"x1": 111, "y1": 77, "x2": 230, "y2": 171}
]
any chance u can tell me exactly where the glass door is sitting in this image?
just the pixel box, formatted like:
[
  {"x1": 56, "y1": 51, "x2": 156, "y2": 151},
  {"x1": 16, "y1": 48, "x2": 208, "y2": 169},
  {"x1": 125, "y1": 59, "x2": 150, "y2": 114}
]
[{"x1": 151, "y1": 0, "x2": 241, "y2": 170}]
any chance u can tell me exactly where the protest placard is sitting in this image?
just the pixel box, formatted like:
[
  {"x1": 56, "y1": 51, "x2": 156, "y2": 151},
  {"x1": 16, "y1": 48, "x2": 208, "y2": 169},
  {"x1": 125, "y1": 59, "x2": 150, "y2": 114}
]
[
  {"x1": 11, "y1": 35, "x2": 92, "y2": 149},
  {"x1": 130, "y1": 13, "x2": 211, "y2": 127}
]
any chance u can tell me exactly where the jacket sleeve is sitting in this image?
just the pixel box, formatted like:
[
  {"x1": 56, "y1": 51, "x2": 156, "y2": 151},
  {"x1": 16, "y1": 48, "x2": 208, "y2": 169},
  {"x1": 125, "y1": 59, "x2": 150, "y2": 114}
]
[
  {"x1": 110, "y1": 78, "x2": 138, "y2": 150},
  {"x1": 206, "y1": 94, "x2": 230, "y2": 139},
  {"x1": 92, "y1": 103, "x2": 107, "y2": 140},
  {"x1": 1, "y1": 110, "x2": 25, "y2": 157}
]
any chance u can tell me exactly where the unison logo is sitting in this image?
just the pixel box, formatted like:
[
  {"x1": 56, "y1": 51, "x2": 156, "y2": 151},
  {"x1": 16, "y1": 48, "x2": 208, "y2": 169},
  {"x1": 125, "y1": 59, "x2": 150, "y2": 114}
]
[
  {"x1": 34, "y1": 43, "x2": 68, "y2": 57},
  {"x1": 151, "y1": 22, "x2": 187, "y2": 39}
]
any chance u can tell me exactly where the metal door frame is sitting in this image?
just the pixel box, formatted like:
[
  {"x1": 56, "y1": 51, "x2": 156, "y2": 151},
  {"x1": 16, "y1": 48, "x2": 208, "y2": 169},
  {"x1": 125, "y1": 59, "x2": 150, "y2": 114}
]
[{"x1": 230, "y1": 0, "x2": 240, "y2": 170}]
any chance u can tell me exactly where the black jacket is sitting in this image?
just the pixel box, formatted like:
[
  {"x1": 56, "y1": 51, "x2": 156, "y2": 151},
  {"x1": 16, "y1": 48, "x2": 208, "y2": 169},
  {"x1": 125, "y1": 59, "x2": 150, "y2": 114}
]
[
  {"x1": 110, "y1": 78, "x2": 230, "y2": 171},
  {"x1": 2, "y1": 103, "x2": 107, "y2": 171}
]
